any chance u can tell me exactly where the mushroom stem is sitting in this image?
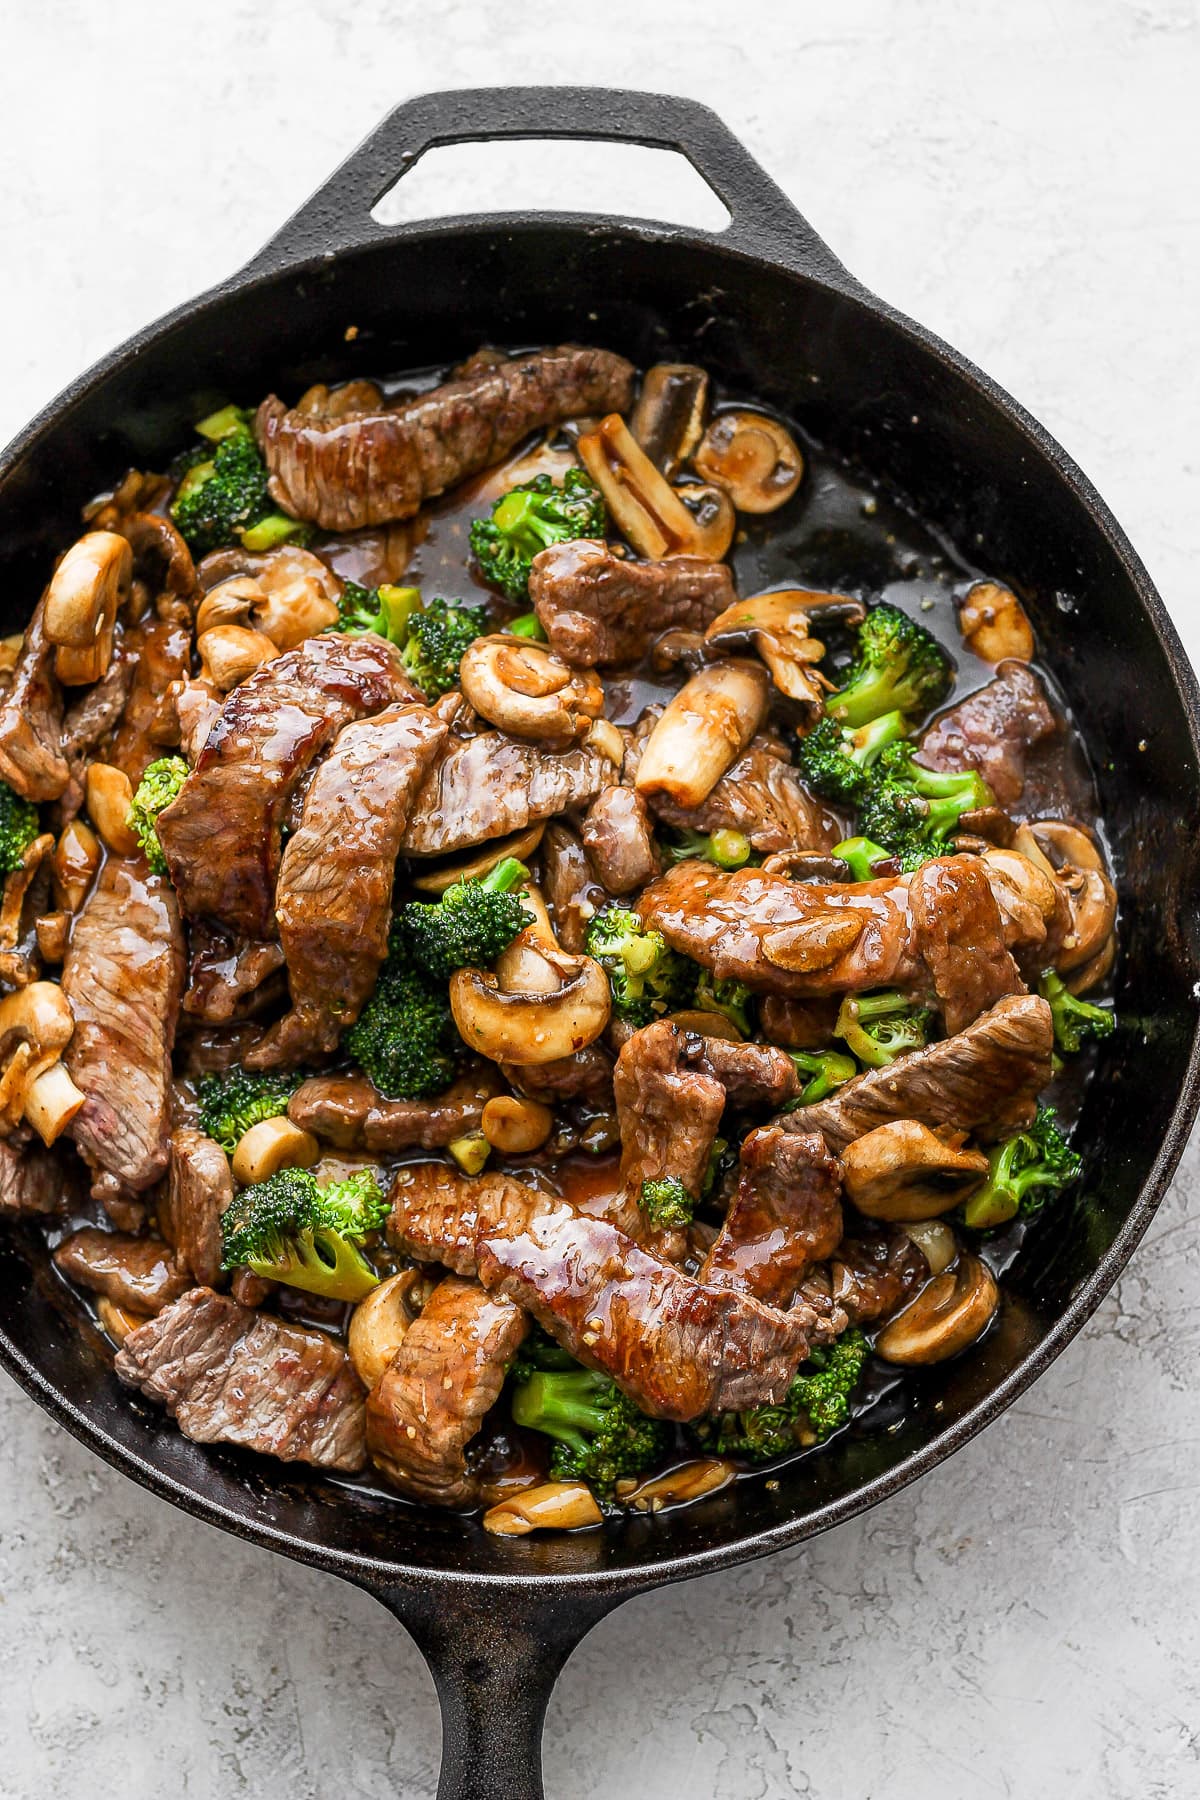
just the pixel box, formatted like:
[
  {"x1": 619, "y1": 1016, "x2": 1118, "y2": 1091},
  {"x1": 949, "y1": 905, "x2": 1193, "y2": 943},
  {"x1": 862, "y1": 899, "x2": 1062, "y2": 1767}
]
[
  {"x1": 23, "y1": 1060, "x2": 86, "y2": 1145},
  {"x1": 635, "y1": 659, "x2": 769, "y2": 807}
]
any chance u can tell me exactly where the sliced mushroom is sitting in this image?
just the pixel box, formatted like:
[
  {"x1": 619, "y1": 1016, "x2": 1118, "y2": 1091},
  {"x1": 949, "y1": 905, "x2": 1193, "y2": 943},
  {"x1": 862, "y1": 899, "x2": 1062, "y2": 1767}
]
[
  {"x1": 875, "y1": 1253, "x2": 998, "y2": 1365},
  {"x1": 670, "y1": 482, "x2": 736, "y2": 561},
  {"x1": 450, "y1": 881, "x2": 611, "y2": 1066},
  {"x1": 630, "y1": 363, "x2": 709, "y2": 476},
  {"x1": 197, "y1": 546, "x2": 341, "y2": 648},
  {"x1": 53, "y1": 820, "x2": 101, "y2": 914},
  {"x1": 842, "y1": 1120, "x2": 989, "y2": 1222},
  {"x1": 407, "y1": 824, "x2": 547, "y2": 896},
  {"x1": 480, "y1": 1094, "x2": 555, "y2": 1153},
  {"x1": 1066, "y1": 931, "x2": 1115, "y2": 996},
  {"x1": 693, "y1": 411, "x2": 804, "y2": 514},
  {"x1": 0, "y1": 980, "x2": 84, "y2": 1143},
  {"x1": 0, "y1": 833, "x2": 54, "y2": 975},
  {"x1": 84, "y1": 764, "x2": 139, "y2": 857},
  {"x1": 622, "y1": 1457, "x2": 737, "y2": 1511},
  {"x1": 635, "y1": 660, "x2": 769, "y2": 807},
  {"x1": 575, "y1": 414, "x2": 729, "y2": 560},
  {"x1": 231, "y1": 1117, "x2": 319, "y2": 1187},
  {"x1": 1020, "y1": 818, "x2": 1105, "y2": 875},
  {"x1": 958, "y1": 580, "x2": 1035, "y2": 664},
  {"x1": 458, "y1": 636, "x2": 604, "y2": 747},
  {"x1": 198, "y1": 624, "x2": 279, "y2": 691},
  {"x1": 705, "y1": 588, "x2": 845, "y2": 711},
  {"x1": 348, "y1": 1268, "x2": 428, "y2": 1391},
  {"x1": 981, "y1": 847, "x2": 1061, "y2": 952},
  {"x1": 1055, "y1": 865, "x2": 1117, "y2": 973},
  {"x1": 903, "y1": 1219, "x2": 957, "y2": 1276},
  {"x1": 483, "y1": 1480, "x2": 604, "y2": 1536},
  {"x1": 43, "y1": 531, "x2": 132, "y2": 686}
]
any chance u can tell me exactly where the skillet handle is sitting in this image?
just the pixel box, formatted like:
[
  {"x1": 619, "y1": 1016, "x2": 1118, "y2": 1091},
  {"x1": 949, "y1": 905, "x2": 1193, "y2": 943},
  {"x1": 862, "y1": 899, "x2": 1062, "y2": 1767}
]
[
  {"x1": 246, "y1": 86, "x2": 851, "y2": 284},
  {"x1": 361, "y1": 1577, "x2": 626, "y2": 1799}
]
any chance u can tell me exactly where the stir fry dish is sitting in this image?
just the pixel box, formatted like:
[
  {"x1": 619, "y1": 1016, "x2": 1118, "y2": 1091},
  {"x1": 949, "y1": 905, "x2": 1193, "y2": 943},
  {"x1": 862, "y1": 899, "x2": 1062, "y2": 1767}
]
[{"x1": 0, "y1": 345, "x2": 1117, "y2": 1535}]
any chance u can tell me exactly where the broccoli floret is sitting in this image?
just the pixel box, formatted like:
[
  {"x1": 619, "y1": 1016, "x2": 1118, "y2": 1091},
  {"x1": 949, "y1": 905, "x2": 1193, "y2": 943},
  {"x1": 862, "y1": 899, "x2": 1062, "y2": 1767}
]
[
  {"x1": 510, "y1": 1362, "x2": 668, "y2": 1500},
  {"x1": 1038, "y1": 968, "x2": 1115, "y2": 1054},
  {"x1": 639, "y1": 1175, "x2": 695, "y2": 1230},
  {"x1": 394, "y1": 857, "x2": 532, "y2": 980},
  {"x1": 833, "y1": 837, "x2": 895, "y2": 881},
  {"x1": 795, "y1": 711, "x2": 909, "y2": 805},
  {"x1": 126, "y1": 756, "x2": 188, "y2": 875},
  {"x1": 401, "y1": 595, "x2": 487, "y2": 697},
  {"x1": 197, "y1": 1066, "x2": 303, "y2": 1154},
  {"x1": 826, "y1": 603, "x2": 953, "y2": 729},
  {"x1": 835, "y1": 990, "x2": 933, "y2": 1067},
  {"x1": 170, "y1": 411, "x2": 307, "y2": 556},
  {"x1": 219, "y1": 1166, "x2": 386, "y2": 1302},
  {"x1": 857, "y1": 743, "x2": 993, "y2": 870},
  {"x1": 694, "y1": 970, "x2": 755, "y2": 1038},
  {"x1": 335, "y1": 581, "x2": 421, "y2": 644},
  {"x1": 0, "y1": 780, "x2": 40, "y2": 876},
  {"x1": 661, "y1": 827, "x2": 753, "y2": 870},
  {"x1": 697, "y1": 1329, "x2": 869, "y2": 1462},
  {"x1": 470, "y1": 470, "x2": 607, "y2": 603},
  {"x1": 961, "y1": 1105, "x2": 1083, "y2": 1231},
  {"x1": 343, "y1": 941, "x2": 460, "y2": 1100},
  {"x1": 785, "y1": 1049, "x2": 858, "y2": 1107},
  {"x1": 584, "y1": 907, "x2": 694, "y2": 1027}
]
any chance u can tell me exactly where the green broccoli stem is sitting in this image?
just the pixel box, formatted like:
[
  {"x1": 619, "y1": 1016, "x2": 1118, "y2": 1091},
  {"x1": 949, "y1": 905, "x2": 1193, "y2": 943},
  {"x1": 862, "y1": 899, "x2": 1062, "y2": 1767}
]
[
  {"x1": 834, "y1": 837, "x2": 894, "y2": 881},
  {"x1": 786, "y1": 1049, "x2": 858, "y2": 1106},
  {"x1": 510, "y1": 1367, "x2": 615, "y2": 1458}
]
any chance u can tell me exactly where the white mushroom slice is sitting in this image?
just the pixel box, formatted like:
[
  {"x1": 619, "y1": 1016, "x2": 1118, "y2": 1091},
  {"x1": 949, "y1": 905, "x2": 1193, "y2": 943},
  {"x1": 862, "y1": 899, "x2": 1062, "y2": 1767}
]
[
  {"x1": 198, "y1": 624, "x2": 279, "y2": 691},
  {"x1": 1066, "y1": 931, "x2": 1115, "y2": 997},
  {"x1": 458, "y1": 636, "x2": 604, "y2": 746},
  {"x1": 693, "y1": 411, "x2": 804, "y2": 514},
  {"x1": 576, "y1": 414, "x2": 724, "y2": 560},
  {"x1": 841, "y1": 1120, "x2": 989, "y2": 1222},
  {"x1": 903, "y1": 1219, "x2": 957, "y2": 1276},
  {"x1": 231, "y1": 1117, "x2": 319, "y2": 1187},
  {"x1": 705, "y1": 588, "x2": 842, "y2": 709},
  {"x1": 875, "y1": 1254, "x2": 999, "y2": 1366},
  {"x1": 52, "y1": 820, "x2": 101, "y2": 914},
  {"x1": 1055, "y1": 865, "x2": 1118, "y2": 973},
  {"x1": 1022, "y1": 818, "x2": 1106, "y2": 875},
  {"x1": 198, "y1": 548, "x2": 341, "y2": 649},
  {"x1": 622, "y1": 1458, "x2": 737, "y2": 1511},
  {"x1": 450, "y1": 947, "x2": 611, "y2": 1067},
  {"x1": 483, "y1": 1481, "x2": 604, "y2": 1536},
  {"x1": 670, "y1": 481, "x2": 736, "y2": 561},
  {"x1": 630, "y1": 363, "x2": 709, "y2": 476},
  {"x1": 44, "y1": 531, "x2": 132, "y2": 686},
  {"x1": 84, "y1": 764, "x2": 139, "y2": 857},
  {"x1": 635, "y1": 659, "x2": 769, "y2": 807},
  {"x1": 0, "y1": 981, "x2": 79, "y2": 1141},
  {"x1": 348, "y1": 1269, "x2": 427, "y2": 1391},
  {"x1": 958, "y1": 580, "x2": 1035, "y2": 664},
  {"x1": 981, "y1": 848, "x2": 1062, "y2": 952}
]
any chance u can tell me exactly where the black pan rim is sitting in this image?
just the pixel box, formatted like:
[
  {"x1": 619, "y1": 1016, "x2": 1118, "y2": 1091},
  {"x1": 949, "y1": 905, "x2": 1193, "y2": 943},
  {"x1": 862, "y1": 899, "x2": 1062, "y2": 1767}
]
[{"x1": 3, "y1": 210, "x2": 1199, "y2": 1596}]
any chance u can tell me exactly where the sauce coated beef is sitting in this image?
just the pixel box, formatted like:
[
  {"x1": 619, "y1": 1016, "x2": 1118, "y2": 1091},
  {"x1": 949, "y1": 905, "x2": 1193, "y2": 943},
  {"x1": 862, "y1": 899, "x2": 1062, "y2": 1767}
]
[{"x1": 1, "y1": 341, "x2": 1113, "y2": 1531}]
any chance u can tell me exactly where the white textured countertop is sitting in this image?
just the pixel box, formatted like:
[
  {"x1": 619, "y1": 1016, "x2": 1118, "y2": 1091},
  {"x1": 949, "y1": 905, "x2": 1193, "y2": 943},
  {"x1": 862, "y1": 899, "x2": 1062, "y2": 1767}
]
[{"x1": 2, "y1": 3, "x2": 1199, "y2": 1794}]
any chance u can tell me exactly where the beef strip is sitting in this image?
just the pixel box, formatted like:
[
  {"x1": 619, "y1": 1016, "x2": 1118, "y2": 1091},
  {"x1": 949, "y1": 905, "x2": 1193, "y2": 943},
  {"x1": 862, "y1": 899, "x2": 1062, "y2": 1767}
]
[
  {"x1": 114, "y1": 1286, "x2": 366, "y2": 1470},
  {"x1": 246, "y1": 701, "x2": 447, "y2": 1067},
  {"x1": 257, "y1": 346, "x2": 634, "y2": 530},
  {"x1": 398, "y1": 732, "x2": 610, "y2": 857},
  {"x1": 366, "y1": 1275, "x2": 529, "y2": 1508},
  {"x1": 648, "y1": 737, "x2": 840, "y2": 855},
  {"x1": 183, "y1": 936, "x2": 287, "y2": 1022},
  {"x1": 107, "y1": 607, "x2": 193, "y2": 781},
  {"x1": 159, "y1": 1128, "x2": 232, "y2": 1288},
  {"x1": 530, "y1": 540, "x2": 736, "y2": 666},
  {"x1": 540, "y1": 821, "x2": 610, "y2": 952},
  {"x1": 637, "y1": 861, "x2": 919, "y2": 997},
  {"x1": 612, "y1": 1022, "x2": 801, "y2": 1259},
  {"x1": 387, "y1": 1164, "x2": 832, "y2": 1421},
  {"x1": 288, "y1": 1067, "x2": 503, "y2": 1152},
  {"x1": 908, "y1": 856, "x2": 1024, "y2": 1035},
  {"x1": 785, "y1": 993, "x2": 1054, "y2": 1151},
  {"x1": 63, "y1": 859, "x2": 186, "y2": 1191},
  {"x1": 113, "y1": 512, "x2": 201, "y2": 606},
  {"x1": 501, "y1": 1045, "x2": 614, "y2": 1108},
  {"x1": 580, "y1": 786, "x2": 661, "y2": 894},
  {"x1": 0, "y1": 597, "x2": 69, "y2": 801},
  {"x1": 156, "y1": 634, "x2": 416, "y2": 938},
  {"x1": 700, "y1": 1127, "x2": 843, "y2": 1310},
  {"x1": 60, "y1": 645, "x2": 136, "y2": 757},
  {"x1": 0, "y1": 1136, "x2": 76, "y2": 1216},
  {"x1": 53, "y1": 1228, "x2": 189, "y2": 1315},
  {"x1": 758, "y1": 995, "x2": 841, "y2": 1049},
  {"x1": 918, "y1": 662, "x2": 1057, "y2": 807}
]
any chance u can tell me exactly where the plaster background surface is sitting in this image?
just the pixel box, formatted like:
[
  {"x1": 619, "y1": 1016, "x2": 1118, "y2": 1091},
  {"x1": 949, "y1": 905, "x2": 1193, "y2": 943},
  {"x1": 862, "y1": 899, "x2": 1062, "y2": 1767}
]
[{"x1": 1, "y1": 2, "x2": 1198, "y2": 1794}]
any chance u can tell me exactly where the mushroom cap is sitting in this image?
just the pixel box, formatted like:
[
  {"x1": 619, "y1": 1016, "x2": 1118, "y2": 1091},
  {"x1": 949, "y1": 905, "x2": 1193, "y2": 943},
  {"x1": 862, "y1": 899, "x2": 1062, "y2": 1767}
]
[
  {"x1": 875, "y1": 1253, "x2": 999, "y2": 1365},
  {"x1": 458, "y1": 635, "x2": 604, "y2": 746},
  {"x1": 842, "y1": 1120, "x2": 989, "y2": 1222},
  {"x1": 693, "y1": 410, "x2": 805, "y2": 514}
]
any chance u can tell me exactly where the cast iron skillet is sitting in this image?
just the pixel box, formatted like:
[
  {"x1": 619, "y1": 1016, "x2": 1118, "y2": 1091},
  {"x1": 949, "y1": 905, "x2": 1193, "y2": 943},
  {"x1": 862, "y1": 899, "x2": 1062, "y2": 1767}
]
[{"x1": 2, "y1": 87, "x2": 1199, "y2": 1799}]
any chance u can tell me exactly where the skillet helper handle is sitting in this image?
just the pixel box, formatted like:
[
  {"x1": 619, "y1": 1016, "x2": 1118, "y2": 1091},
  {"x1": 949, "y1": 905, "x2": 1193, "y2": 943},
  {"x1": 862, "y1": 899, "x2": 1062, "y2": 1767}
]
[
  {"x1": 247, "y1": 85, "x2": 851, "y2": 284},
  {"x1": 367, "y1": 1580, "x2": 623, "y2": 1800}
]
